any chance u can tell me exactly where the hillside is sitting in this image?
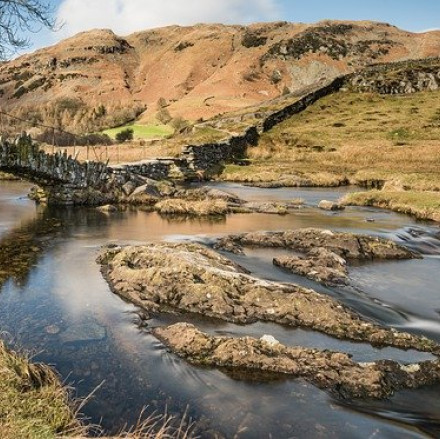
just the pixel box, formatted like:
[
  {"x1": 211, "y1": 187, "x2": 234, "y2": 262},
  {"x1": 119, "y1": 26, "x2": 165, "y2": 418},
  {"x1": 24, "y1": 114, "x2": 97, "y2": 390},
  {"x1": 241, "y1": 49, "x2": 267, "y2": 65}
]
[{"x1": 1, "y1": 20, "x2": 440, "y2": 133}]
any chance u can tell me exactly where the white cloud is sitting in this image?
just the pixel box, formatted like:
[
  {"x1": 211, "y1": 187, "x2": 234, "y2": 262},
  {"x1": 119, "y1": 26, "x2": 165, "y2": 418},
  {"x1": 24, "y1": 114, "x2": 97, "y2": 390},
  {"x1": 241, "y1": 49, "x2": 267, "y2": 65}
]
[{"x1": 56, "y1": 0, "x2": 281, "y2": 38}]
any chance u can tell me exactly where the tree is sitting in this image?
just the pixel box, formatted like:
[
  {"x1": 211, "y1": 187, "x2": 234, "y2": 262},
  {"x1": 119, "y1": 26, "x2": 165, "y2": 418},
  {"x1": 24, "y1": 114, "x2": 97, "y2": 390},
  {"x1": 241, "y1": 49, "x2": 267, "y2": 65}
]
[
  {"x1": 115, "y1": 128, "x2": 134, "y2": 143},
  {"x1": 0, "y1": 0, "x2": 57, "y2": 59}
]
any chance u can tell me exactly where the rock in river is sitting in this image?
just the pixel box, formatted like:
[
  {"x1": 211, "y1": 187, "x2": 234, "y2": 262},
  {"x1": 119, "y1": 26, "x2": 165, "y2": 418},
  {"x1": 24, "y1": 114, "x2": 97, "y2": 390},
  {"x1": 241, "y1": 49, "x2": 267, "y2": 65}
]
[
  {"x1": 97, "y1": 242, "x2": 437, "y2": 354},
  {"x1": 154, "y1": 323, "x2": 440, "y2": 400},
  {"x1": 60, "y1": 322, "x2": 107, "y2": 344},
  {"x1": 215, "y1": 228, "x2": 418, "y2": 285}
]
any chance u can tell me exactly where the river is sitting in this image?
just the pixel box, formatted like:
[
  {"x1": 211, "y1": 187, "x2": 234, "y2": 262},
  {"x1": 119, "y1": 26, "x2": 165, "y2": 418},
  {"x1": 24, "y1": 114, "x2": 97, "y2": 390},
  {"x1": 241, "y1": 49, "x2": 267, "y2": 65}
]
[{"x1": 1, "y1": 180, "x2": 440, "y2": 438}]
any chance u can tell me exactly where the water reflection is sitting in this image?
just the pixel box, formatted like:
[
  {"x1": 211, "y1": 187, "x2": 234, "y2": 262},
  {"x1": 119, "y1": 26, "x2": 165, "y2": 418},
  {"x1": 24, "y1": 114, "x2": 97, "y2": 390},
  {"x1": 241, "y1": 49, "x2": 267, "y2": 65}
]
[{"x1": 0, "y1": 181, "x2": 440, "y2": 438}]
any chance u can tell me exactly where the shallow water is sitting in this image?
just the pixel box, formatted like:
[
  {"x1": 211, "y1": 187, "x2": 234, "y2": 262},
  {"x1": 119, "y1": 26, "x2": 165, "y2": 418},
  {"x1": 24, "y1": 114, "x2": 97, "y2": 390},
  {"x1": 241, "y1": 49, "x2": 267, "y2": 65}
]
[{"x1": 0, "y1": 181, "x2": 440, "y2": 438}]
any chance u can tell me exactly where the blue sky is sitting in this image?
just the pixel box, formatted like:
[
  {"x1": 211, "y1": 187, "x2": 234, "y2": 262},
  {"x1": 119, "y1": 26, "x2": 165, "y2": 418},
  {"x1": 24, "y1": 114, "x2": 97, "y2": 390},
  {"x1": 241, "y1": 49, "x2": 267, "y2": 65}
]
[{"x1": 21, "y1": 0, "x2": 440, "y2": 53}]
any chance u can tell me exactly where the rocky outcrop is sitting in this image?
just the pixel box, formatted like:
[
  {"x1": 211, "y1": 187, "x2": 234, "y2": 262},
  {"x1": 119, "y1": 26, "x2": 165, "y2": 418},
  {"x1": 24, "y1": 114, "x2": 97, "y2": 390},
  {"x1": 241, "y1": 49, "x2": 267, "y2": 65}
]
[
  {"x1": 154, "y1": 323, "x2": 440, "y2": 399},
  {"x1": 274, "y1": 247, "x2": 348, "y2": 285},
  {"x1": 215, "y1": 228, "x2": 418, "y2": 285},
  {"x1": 215, "y1": 228, "x2": 416, "y2": 259},
  {"x1": 97, "y1": 242, "x2": 437, "y2": 353},
  {"x1": 318, "y1": 200, "x2": 345, "y2": 211},
  {"x1": 349, "y1": 57, "x2": 440, "y2": 94}
]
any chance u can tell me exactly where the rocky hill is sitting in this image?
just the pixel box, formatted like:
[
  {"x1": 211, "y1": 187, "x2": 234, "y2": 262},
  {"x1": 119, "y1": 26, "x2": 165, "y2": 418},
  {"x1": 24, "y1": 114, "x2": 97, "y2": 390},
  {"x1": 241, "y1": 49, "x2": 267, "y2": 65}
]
[{"x1": 1, "y1": 20, "x2": 440, "y2": 132}]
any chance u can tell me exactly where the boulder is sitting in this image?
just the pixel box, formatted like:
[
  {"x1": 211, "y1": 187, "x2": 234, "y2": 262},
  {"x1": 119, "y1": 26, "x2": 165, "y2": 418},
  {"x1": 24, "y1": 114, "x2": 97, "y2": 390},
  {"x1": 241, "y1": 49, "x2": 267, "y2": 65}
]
[
  {"x1": 318, "y1": 200, "x2": 345, "y2": 211},
  {"x1": 96, "y1": 204, "x2": 117, "y2": 213}
]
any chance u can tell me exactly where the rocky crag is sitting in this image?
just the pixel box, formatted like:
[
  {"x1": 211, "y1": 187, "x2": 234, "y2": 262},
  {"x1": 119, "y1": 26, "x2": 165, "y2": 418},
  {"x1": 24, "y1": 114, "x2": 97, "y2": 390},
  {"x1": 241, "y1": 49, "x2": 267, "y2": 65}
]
[{"x1": 1, "y1": 21, "x2": 439, "y2": 129}]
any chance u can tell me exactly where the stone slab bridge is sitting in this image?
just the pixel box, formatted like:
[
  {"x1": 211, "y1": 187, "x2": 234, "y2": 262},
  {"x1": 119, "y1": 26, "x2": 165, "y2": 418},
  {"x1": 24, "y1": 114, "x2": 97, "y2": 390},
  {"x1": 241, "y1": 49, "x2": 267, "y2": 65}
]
[
  {"x1": 0, "y1": 132, "x2": 253, "y2": 205},
  {"x1": 0, "y1": 123, "x2": 258, "y2": 205},
  {"x1": 0, "y1": 135, "x2": 184, "y2": 205}
]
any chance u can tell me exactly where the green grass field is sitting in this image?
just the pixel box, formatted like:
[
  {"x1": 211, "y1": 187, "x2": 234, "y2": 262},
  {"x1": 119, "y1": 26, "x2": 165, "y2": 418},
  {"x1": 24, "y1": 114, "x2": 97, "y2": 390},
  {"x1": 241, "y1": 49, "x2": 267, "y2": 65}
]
[{"x1": 103, "y1": 124, "x2": 174, "y2": 140}]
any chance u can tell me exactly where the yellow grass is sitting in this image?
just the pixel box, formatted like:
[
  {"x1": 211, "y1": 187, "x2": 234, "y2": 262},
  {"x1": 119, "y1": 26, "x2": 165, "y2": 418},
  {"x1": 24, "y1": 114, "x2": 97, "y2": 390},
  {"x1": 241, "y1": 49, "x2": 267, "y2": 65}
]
[
  {"x1": 342, "y1": 191, "x2": 440, "y2": 222},
  {"x1": 0, "y1": 341, "x2": 81, "y2": 439},
  {"x1": 223, "y1": 90, "x2": 440, "y2": 190},
  {"x1": 155, "y1": 199, "x2": 228, "y2": 216}
]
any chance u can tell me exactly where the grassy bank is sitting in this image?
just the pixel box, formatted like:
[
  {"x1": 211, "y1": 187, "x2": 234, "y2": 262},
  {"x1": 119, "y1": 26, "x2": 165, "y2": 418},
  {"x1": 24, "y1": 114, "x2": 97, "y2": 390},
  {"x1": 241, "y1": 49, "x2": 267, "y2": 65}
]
[
  {"x1": 0, "y1": 171, "x2": 20, "y2": 181},
  {"x1": 222, "y1": 90, "x2": 440, "y2": 190},
  {"x1": 342, "y1": 191, "x2": 440, "y2": 222},
  {"x1": 0, "y1": 341, "x2": 80, "y2": 439},
  {"x1": 0, "y1": 339, "x2": 195, "y2": 439}
]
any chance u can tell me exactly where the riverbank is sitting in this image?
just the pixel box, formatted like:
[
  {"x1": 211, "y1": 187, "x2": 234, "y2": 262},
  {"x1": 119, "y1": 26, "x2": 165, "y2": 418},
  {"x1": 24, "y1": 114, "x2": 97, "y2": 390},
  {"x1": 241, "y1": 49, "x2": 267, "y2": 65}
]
[
  {"x1": 1, "y1": 341, "x2": 195, "y2": 439},
  {"x1": 218, "y1": 89, "x2": 440, "y2": 222},
  {"x1": 0, "y1": 341, "x2": 79, "y2": 439},
  {"x1": 342, "y1": 191, "x2": 440, "y2": 222}
]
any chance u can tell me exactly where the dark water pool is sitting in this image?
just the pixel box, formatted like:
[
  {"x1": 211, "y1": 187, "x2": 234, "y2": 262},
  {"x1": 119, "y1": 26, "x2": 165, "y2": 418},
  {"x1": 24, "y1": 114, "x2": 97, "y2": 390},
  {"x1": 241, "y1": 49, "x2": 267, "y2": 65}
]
[{"x1": 1, "y1": 181, "x2": 440, "y2": 438}]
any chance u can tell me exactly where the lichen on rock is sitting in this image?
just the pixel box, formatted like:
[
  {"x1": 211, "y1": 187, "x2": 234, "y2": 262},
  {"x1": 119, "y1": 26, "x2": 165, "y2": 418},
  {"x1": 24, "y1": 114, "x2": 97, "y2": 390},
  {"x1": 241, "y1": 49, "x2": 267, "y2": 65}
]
[
  {"x1": 215, "y1": 228, "x2": 418, "y2": 285},
  {"x1": 97, "y1": 241, "x2": 438, "y2": 354},
  {"x1": 154, "y1": 323, "x2": 440, "y2": 400}
]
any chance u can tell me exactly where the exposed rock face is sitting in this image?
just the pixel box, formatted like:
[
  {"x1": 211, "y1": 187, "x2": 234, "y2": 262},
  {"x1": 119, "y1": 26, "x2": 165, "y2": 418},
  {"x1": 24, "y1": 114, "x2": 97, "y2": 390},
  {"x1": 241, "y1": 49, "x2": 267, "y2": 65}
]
[
  {"x1": 349, "y1": 58, "x2": 440, "y2": 94},
  {"x1": 98, "y1": 242, "x2": 437, "y2": 353},
  {"x1": 274, "y1": 247, "x2": 348, "y2": 285},
  {"x1": 154, "y1": 323, "x2": 440, "y2": 399},
  {"x1": 214, "y1": 228, "x2": 416, "y2": 260},
  {"x1": 1, "y1": 21, "x2": 439, "y2": 125}
]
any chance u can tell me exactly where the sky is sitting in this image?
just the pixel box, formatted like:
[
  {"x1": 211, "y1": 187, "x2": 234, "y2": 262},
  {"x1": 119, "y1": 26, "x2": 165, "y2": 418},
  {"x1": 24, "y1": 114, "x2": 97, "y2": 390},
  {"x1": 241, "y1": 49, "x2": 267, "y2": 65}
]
[{"x1": 20, "y1": 0, "x2": 440, "y2": 53}]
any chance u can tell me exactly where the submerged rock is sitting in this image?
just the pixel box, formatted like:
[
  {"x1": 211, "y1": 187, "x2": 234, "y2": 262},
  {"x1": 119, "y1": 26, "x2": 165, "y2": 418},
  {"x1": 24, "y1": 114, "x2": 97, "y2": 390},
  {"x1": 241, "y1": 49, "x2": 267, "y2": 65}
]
[
  {"x1": 59, "y1": 323, "x2": 106, "y2": 344},
  {"x1": 98, "y1": 242, "x2": 438, "y2": 353},
  {"x1": 154, "y1": 323, "x2": 440, "y2": 400}
]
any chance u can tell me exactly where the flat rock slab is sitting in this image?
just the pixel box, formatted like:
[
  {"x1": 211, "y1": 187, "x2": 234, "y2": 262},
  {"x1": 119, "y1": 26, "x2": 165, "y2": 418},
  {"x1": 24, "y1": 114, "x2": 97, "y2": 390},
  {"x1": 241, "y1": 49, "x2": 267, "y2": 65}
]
[
  {"x1": 274, "y1": 247, "x2": 348, "y2": 285},
  {"x1": 215, "y1": 228, "x2": 418, "y2": 285},
  {"x1": 97, "y1": 242, "x2": 438, "y2": 354},
  {"x1": 214, "y1": 228, "x2": 418, "y2": 260},
  {"x1": 60, "y1": 323, "x2": 107, "y2": 344},
  {"x1": 154, "y1": 323, "x2": 440, "y2": 400}
]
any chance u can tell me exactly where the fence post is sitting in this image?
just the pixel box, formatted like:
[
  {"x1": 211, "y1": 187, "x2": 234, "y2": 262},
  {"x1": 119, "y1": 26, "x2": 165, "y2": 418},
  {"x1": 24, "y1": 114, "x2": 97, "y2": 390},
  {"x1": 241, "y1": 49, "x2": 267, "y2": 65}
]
[{"x1": 52, "y1": 128, "x2": 55, "y2": 154}]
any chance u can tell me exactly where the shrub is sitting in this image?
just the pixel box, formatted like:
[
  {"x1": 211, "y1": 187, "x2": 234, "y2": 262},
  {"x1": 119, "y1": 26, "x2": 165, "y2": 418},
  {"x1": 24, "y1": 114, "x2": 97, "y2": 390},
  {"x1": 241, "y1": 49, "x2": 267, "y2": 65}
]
[{"x1": 115, "y1": 128, "x2": 134, "y2": 143}]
